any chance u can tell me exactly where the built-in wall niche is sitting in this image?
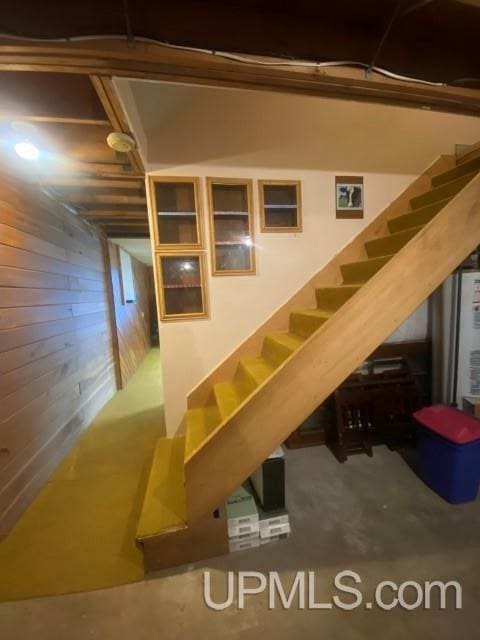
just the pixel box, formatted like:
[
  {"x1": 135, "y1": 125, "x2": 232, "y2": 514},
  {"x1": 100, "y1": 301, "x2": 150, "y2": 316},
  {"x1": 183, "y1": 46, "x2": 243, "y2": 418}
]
[
  {"x1": 207, "y1": 178, "x2": 255, "y2": 276},
  {"x1": 148, "y1": 177, "x2": 203, "y2": 250},
  {"x1": 156, "y1": 253, "x2": 208, "y2": 320},
  {"x1": 259, "y1": 180, "x2": 302, "y2": 232}
]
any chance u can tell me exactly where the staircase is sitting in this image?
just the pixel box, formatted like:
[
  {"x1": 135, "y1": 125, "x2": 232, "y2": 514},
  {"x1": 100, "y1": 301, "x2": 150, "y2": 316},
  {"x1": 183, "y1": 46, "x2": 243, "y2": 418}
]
[{"x1": 137, "y1": 150, "x2": 480, "y2": 570}]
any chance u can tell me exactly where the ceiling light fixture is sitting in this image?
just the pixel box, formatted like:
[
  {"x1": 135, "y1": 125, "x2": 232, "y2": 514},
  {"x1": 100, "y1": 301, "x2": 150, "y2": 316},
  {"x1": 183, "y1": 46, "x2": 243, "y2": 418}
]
[{"x1": 14, "y1": 141, "x2": 40, "y2": 161}]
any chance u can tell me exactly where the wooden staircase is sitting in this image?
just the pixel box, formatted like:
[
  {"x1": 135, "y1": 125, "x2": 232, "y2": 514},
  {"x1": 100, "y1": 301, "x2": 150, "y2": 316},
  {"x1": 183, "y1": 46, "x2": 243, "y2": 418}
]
[{"x1": 136, "y1": 150, "x2": 480, "y2": 571}]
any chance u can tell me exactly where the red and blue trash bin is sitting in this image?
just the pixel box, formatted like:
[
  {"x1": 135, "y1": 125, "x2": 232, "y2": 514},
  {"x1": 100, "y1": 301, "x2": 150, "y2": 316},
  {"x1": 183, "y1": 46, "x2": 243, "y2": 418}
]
[{"x1": 414, "y1": 405, "x2": 480, "y2": 504}]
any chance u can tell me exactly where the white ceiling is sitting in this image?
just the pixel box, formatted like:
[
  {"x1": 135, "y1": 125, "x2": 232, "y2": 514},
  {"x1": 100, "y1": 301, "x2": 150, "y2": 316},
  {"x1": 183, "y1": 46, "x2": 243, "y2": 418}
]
[{"x1": 111, "y1": 238, "x2": 153, "y2": 266}]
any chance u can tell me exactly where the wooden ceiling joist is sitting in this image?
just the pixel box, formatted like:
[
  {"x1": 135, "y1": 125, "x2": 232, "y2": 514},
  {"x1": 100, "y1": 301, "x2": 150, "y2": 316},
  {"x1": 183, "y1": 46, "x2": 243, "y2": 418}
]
[
  {"x1": 63, "y1": 193, "x2": 147, "y2": 206},
  {"x1": 0, "y1": 66, "x2": 148, "y2": 241},
  {"x1": 41, "y1": 176, "x2": 145, "y2": 190},
  {"x1": 82, "y1": 210, "x2": 147, "y2": 219}
]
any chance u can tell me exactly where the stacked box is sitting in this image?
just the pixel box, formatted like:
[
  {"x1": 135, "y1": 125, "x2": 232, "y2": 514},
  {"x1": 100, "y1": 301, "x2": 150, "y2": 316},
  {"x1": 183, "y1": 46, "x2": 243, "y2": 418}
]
[
  {"x1": 226, "y1": 486, "x2": 259, "y2": 551},
  {"x1": 250, "y1": 447, "x2": 285, "y2": 511},
  {"x1": 258, "y1": 507, "x2": 291, "y2": 540},
  {"x1": 260, "y1": 533, "x2": 290, "y2": 546}
]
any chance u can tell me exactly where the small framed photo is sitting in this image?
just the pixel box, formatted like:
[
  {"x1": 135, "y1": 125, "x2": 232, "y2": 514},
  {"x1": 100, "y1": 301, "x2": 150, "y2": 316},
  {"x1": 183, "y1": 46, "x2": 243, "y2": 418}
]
[{"x1": 335, "y1": 176, "x2": 364, "y2": 219}]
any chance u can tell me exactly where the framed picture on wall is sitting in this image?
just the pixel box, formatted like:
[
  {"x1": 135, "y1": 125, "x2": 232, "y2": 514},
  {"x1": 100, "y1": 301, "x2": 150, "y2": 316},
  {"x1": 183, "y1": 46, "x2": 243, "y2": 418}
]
[{"x1": 335, "y1": 176, "x2": 364, "y2": 219}]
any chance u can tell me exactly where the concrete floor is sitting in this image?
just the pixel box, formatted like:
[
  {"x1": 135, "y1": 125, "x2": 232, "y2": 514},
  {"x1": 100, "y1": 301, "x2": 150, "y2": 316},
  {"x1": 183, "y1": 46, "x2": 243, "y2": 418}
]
[{"x1": 1, "y1": 444, "x2": 479, "y2": 638}]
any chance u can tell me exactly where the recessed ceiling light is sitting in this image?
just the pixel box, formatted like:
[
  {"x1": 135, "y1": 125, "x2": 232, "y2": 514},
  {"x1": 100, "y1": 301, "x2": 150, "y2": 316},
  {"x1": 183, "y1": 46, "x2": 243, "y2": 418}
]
[{"x1": 14, "y1": 141, "x2": 40, "y2": 161}]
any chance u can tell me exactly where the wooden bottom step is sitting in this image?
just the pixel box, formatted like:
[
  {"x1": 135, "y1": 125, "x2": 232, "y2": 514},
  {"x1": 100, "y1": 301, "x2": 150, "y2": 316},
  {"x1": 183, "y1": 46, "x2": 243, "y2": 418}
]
[
  {"x1": 136, "y1": 437, "x2": 186, "y2": 540},
  {"x1": 141, "y1": 511, "x2": 229, "y2": 573}
]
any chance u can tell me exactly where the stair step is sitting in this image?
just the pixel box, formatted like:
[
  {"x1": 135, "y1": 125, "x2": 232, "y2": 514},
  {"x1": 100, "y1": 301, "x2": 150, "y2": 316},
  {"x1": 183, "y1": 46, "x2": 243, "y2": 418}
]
[
  {"x1": 315, "y1": 285, "x2": 361, "y2": 311},
  {"x1": 409, "y1": 172, "x2": 476, "y2": 210},
  {"x1": 431, "y1": 156, "x2": 480, "y2": 187},
  {"x1": 240, "y1": 356, "x2": 276, "y2": 386},
  {"x1": 185, "y1": 406, "x2": 220, "y2": 460},
  {"x1": 289, "y1": 309, "x2": 332, "y2": 338},
  {"x1": 234, "y1": 356, "x2": 276, "y2": 400},
  {"x1": 213, "y1": 382, "x2": 242, "y2": 421},
  {"x1": 388, "y1": 198, "x2": 451, "y2": 234},
  {"x1": 136, "y1": 436, "x2": 186, "y2": 540},
  {"x1": 341, "y1": 255, "x2": 393, "y2": 285},
  {"x1": 365, "y1": 226, "x2": 424, "y2": 259},
  {"x1": 262, "y1": 332, "x2": 305, "y2": 367}
]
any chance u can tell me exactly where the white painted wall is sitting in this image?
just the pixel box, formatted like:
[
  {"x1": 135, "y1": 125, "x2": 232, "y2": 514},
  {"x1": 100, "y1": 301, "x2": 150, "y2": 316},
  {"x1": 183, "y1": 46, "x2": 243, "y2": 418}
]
[{"x1": 116, "y1": 80, "x2": 480, "y2": 435}]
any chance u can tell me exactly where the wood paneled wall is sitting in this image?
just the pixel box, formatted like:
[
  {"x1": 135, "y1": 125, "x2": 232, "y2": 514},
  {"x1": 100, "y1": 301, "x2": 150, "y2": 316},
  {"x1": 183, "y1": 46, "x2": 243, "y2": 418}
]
[
  {"x1": 108, "y1": 243, "x2": 152, "y2": 386},
  {"x1": 0, "y1": 172, "x2": 117, "y2": 534}
]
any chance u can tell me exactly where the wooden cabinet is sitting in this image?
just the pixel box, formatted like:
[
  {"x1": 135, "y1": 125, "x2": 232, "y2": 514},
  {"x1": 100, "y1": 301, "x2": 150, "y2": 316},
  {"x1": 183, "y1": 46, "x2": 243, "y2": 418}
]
[
  {"x1": 148, "y1": 177, "x2": 203, "y2": 250},
  {"x1": 207, "y1": 178, "x2": 255, "y2": 275},
  {"x1": 156, "y1": 253, "x2": 208, "y2": 320},
  {"x1": 259, "y1": 180, "x2": 302, "y2": 232}
]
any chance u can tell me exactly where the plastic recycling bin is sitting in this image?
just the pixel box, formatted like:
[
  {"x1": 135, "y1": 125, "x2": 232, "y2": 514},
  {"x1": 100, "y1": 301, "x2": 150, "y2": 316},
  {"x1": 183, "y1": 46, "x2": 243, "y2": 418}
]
[{"x1": 414, "y1": 405, "x2": 480, "y2": 504}]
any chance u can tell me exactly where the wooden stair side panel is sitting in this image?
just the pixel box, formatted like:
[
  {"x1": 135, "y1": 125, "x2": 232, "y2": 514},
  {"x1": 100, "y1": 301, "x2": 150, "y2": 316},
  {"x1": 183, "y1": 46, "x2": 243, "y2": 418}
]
[
  {"x1": 185, "y1": 174, "x2": 480, "y2": 523},
  {"x1": 187, "y1": 155, "x2": 454, "y2": 409},
  {"x1": 141, "y1": 511, "x2": 229, "y2": 573}
]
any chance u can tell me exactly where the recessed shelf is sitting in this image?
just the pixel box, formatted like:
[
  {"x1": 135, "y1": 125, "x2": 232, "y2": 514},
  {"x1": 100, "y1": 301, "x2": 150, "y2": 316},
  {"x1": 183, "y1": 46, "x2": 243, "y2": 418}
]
[
  {"x1": 214, "y1": 240, "x2": 247, "y2": 245},
  {"x1": 163, "y1": 284, "x2": 202, "y2": 289},
  {"x1": 157, "y1": 211, "x2": 196, "y2": 217},
  {"x1": 156, "y1": 253, "x2": 208, "y2": 320},
  {"x1": 148, "y1": 177, "x2": 203, "y2": 250},
  {"x1": 207, "y1": 178, "x2": 256, "y2": 276},
  {"x1": 259, "y1": 180, "x2": 302, "y2": 233},
  {"x1": 264, "y1": 204, "x2": 297, "y2": 209},
  {"x1": 213, "y1": 211, "x2": 249, "y2": 216}
]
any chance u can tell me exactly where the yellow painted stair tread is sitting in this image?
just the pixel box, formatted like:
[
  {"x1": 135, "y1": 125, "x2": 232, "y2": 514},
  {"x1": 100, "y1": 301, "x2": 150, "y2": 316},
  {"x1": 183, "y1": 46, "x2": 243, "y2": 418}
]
[
  {"x1": 315, "y1": 285, "x2": 361, "y2": 311},
  {"x1": 341, "y1": 254, "x2": 393, "y2": 284},
  {"x1": 431, "y1": 155, "x2": 480, "y2": 187},
  {"x1": 290, "y1": 309, "x2": 332, "y2": 338},
  {"x1": 262, "y1": 332, "x2": 306, "y2": 366},
  {"x1": 268, "y1": 332, "x2": 305, "y2": 350},
  {"x1": 240, "y1": 356, "x2": 276, "y2": 385},
  {"x1": 409, "y1": 171, "x2": 476, "y2": 210},
  {"x1": 214, "y1": 382, "x2": 242, "y2": 420},
  {"x1": 136, "y1": 436, "x2": 186, "y2": 540},
  {"x1": 185, "y1": 406, "x2": 220, "y2": 459},
  {"x1": 364, "y1": 225, "x2": 424, "y2": 259},
  {"x1": 388, "y1": 198, "x2": 451, "y2": 234}
]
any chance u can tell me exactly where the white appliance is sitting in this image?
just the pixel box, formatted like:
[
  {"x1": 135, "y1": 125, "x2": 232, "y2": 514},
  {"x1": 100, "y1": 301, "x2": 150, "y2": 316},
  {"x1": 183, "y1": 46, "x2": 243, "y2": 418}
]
[
  {"x1": 433, "y1": 270, "x2": 480, "y2": 406},
  {"x1": 456, "y1": 271, "x2": 480, "y2": 404}
]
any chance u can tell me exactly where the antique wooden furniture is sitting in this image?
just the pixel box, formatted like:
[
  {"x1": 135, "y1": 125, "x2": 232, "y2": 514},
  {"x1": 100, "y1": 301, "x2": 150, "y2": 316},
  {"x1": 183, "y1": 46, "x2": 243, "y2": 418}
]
[{"x1": 285, "y1": 340, "x2": 431, "y2": 455}]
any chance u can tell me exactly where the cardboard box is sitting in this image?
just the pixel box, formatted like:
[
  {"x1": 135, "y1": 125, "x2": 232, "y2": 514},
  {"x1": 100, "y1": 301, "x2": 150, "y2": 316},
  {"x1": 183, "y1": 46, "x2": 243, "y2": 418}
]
[
  {"x1": 463, "y1": 396, "x2": 480, "y2": 419},
  {"x1": 250, "y1": 447, "x2": 285, "y2": 512}
]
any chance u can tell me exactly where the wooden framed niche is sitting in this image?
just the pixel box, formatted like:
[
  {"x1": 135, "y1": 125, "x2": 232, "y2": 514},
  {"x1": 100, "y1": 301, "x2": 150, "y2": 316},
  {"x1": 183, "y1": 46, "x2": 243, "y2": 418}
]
[
  {"x1": 156, "y1": 252, "x2": 208, "y2": 320},
  {"x1": 259, "y1": 180, "x2": 302, "y2": 232},
  {"x1": 206, "y1": 177, "x2": 256, "y2": 276},
  {"x1": 148, "y1": 176, "x2": 203, "y2": 250}
]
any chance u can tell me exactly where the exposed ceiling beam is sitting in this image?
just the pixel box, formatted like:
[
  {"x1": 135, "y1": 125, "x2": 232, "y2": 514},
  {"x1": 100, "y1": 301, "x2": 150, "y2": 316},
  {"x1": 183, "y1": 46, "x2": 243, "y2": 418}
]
[
  {"x1": 0, "y1": 39, "x2": 479, "y2": 117},
  {"x1": 90, "y1": 75, "x2": 145, "y2": 175}
]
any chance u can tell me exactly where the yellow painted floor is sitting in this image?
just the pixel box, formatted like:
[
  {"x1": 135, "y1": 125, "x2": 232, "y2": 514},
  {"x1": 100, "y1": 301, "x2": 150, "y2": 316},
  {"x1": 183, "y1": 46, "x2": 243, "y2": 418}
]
[{"x1": 0, "y1": 349, "x2": 165, "y2": 602}]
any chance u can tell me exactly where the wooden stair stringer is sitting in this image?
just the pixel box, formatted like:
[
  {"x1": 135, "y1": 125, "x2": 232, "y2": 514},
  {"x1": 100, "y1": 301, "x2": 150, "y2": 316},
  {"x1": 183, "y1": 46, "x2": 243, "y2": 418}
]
[
  {"x1": 187, "y1": 154, "x2": 454, "y2": 410},
  {"x1": 185, "y1": 173, "x2": 480, "y2": 523}
]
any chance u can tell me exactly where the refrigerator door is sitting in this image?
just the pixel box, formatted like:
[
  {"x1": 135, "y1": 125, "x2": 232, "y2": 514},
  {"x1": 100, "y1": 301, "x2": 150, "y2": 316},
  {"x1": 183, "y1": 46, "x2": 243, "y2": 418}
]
[{"x1": 457, "y1": 271, "x2": 480, "y2": 406}]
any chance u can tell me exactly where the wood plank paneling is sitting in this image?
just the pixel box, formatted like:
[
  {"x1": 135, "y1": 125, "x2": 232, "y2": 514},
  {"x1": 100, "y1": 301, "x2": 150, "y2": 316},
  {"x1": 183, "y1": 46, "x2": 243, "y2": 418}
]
[
  {"x1": 108, "y1": 242, "x2": 151, "y2": 386},
  {"x1": 0, "y1": 172, "x2": 117, "y2": 534}
]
